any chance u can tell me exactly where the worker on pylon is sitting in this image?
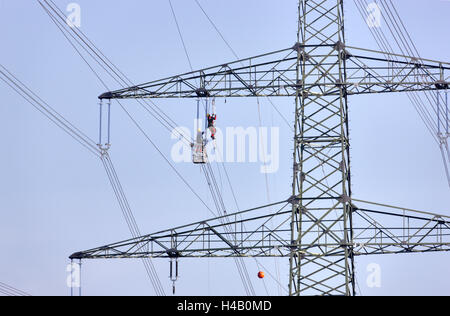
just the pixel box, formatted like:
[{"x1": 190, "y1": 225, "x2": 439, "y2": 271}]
[{"x1": 207, "y1": 113, "x2": 217, "y2": 140}]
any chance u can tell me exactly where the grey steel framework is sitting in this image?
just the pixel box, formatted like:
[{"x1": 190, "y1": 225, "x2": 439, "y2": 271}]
[{"x1": 72, "y1": 0, "x2": 450, "y2": 296}]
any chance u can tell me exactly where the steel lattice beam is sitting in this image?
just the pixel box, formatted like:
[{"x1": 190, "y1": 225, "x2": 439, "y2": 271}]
[
  {"x1": 98, "y1": 46, "x2": 449, "y2": 100},
  {"x1": 70, "y1": 199, "x2": 450, "y2": 259}
]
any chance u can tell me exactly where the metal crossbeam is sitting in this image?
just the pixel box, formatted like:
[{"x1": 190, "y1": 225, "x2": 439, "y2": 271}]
[
  {"x1": 98, "y1": 46, "x2": 449, "y2": 100},
  {"x1": 70, "y1": 199, "x2": 450, "y2": 259}
]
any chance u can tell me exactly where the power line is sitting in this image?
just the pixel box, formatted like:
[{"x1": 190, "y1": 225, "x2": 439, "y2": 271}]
[
  {"x1": 40, "y1": 0, "x2": 192, "y2": 147},
  {"x1": 37, "y1": 0, "x2": 169, "y2": 295},
  {"x1": 60, "y1": 0, "x2": 450, "y2": 297},
  {"x1": 0, "y1": 282, "x2": 31, "y2": 296},
  {"x1": 40, "y1": 0, "x2": 264, "y2": 295},
  {"x1": 353, "y1": 0, "x2": 450, "y2": 187},
  {"x1": 191, "y1": 2, "x2": 287, "y2": 294},
  {"x1": 0, "y1": 63, "x2": 169, "y2": 295},
  {"x1": 193, "y1": 0, "x2": 241, "y2": 62},
  {"x1": 166, "y1": 0, "x2": 258, "y2": 295},
  {"x1": 0, "y1": 66, "x2": 101, "y2": 158},
  {"x1": 168, "y1": 0, "x2": 194, "y2": 72}
]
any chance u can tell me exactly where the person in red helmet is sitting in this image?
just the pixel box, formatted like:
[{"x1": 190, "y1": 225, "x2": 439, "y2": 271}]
[{"x1": 207, "y1": 113, "x2": 217, "y2": 140}]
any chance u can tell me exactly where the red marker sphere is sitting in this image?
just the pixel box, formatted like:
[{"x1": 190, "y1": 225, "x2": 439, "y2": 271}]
[{"x1": 258, "y1": 271, "x2": 265, "y2": 279}]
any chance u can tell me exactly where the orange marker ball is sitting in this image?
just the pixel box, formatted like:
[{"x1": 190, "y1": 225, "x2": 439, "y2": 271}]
[{"x1": 258, "y1": 271, "x2": 265, "y2": 279}]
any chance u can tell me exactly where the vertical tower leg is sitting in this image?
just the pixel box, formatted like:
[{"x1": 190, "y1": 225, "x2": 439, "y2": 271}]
[{"x1": 289, "y1": 0, "x2": 354, "y2": 296}]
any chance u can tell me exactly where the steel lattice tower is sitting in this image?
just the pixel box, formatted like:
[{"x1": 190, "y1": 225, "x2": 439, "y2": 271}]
[
  {"x1": 289, "y1": 0, "x2": 354, "y2": 296},
  {"x1": 71, "y1": 0, "x2": 450, "y2": 296}
]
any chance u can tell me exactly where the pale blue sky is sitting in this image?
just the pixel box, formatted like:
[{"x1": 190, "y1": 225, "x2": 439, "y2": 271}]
[{"x1": 0, "y1": 0, "x2": 449, "y2": 296}]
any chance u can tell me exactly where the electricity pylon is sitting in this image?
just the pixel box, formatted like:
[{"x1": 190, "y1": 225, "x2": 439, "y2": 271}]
[{"x1": 71, "y1": 0, "x2": 450, "y2": 296}]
